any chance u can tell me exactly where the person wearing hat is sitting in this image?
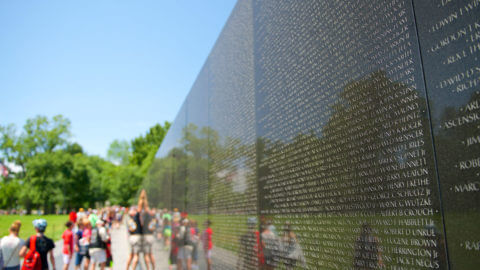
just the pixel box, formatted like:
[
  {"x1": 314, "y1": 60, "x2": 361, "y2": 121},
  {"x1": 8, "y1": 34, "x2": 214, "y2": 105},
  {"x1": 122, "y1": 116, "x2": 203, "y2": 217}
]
[
  {"x1": 19, "y1": 219, "x2": 55, "y2": 270},
  {"x1": 77, "y1": 208, "x2": 86, "y2": 221}
]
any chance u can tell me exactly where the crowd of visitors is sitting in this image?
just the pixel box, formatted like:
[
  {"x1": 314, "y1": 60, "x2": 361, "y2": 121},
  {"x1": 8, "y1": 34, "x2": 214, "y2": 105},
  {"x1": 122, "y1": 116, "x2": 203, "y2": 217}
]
[
  {"x1": 0, "y1": 206, "x2": 124, "y2": 270},
  {"x1": 123, "y1": 190, "x2": 213, "y2": 270},
  {"x1": 0, "y1": 190, "x2": 305, "y2": 270}
]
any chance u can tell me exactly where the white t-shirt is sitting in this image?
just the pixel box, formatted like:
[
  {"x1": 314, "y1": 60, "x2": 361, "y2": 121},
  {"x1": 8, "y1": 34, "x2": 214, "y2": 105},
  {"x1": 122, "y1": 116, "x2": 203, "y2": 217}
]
[{"x1": 0, "y1": 235, "x2": 25, "y2": 267}]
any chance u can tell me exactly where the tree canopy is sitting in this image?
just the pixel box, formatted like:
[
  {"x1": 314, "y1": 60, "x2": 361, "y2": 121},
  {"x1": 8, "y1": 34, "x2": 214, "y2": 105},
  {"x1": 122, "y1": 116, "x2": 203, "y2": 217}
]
[{"x1": 0, "y1": 115, "x2": 170, "y2": 213}]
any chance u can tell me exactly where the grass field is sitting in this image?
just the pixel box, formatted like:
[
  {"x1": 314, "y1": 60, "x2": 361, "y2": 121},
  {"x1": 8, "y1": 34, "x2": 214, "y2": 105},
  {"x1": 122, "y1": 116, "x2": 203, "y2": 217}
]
[{"x1": 0, "y1": 215, "x2": 69, "y2": 241}]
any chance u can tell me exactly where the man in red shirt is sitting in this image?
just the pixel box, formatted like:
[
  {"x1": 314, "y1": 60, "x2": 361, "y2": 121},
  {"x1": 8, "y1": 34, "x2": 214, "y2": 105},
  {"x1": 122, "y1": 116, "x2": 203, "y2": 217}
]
[
  {"x1": 62, "y1": 221, "x2": 75, "y2": 270},
  {"x1": 69, "y1": 211, "x2": 77, "y2": 223}
]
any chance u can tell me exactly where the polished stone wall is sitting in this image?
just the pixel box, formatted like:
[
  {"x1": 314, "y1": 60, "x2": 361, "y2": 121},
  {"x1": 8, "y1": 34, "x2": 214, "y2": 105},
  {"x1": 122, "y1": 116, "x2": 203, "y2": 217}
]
[{"x1": 143, "y1": 0, "x2": 480, "y2": 269}]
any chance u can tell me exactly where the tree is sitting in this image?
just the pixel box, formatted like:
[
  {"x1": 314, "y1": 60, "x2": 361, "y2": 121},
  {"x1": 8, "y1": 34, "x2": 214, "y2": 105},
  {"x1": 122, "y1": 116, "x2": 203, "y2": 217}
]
[
  {"x1": 0, "y1": 115, "x2": 71, "y2": 176},
  {"x1": 130, "y1": 121, "x2": 170, "y2": 167},
  {"x1": 107, "y1": 139, "x2": 131, "y2": 165}
]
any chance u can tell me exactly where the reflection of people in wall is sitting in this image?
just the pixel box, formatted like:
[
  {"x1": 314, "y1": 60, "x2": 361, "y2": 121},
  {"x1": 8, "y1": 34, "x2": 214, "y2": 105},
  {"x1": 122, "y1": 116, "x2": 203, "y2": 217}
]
[
  {"x1": 261, "y1": 221, "x2": 280, "y2": 270},
  {"x1": 237, "y1": 217, "x2": 263, "y2": 270},
  {"x1": 201, "y1": 220, "x2": 213, "y2": 270},
  {"x1": 353, "y1": 223, "x2": 384, "y2": 270},
  {"x1": 281, "y1": 223, "x2": 306, "y2": 269}
]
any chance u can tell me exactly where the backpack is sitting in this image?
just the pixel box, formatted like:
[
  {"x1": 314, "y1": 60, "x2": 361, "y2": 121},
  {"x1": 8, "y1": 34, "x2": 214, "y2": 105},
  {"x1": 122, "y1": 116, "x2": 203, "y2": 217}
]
[
  {"x1": 89, "y1": 228, "x2": 106, "y2": 249},
  {"x1": 183, "y1": 226, "x2": 194, "y2": 246},
  {"x1": 22, "y1": 235, "x2": 42, "y2": 270}
]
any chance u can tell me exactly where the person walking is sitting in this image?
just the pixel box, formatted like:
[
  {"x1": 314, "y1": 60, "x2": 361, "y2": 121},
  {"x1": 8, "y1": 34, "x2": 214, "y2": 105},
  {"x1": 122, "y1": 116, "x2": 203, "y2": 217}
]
[
  {"x1": 1, "y1": 220, "x2": 24, "y2": 270},
  {"x1": 261, "y1": 221, "x2": 280, "y2": 270},
  {"x1": 88, "y1": 218, "x2": 108, "y2": 270},
  {"x1": 163, "y1": 219, "x2": 172, "y2": 250},
  {"x1": 77, "y1": 209, "x2": 86, "y2": 222},
  {"x1": 125, "y1": 207, "x2": 141, "y2": 270},
  {"x1": 168, "y1": 227, "x2": 180, "y2": 270},
  {"x1": 19, "y1": 219, "x2": 55, "y2": 270},
  {"x1": 177, "y1": 218, "x2": 193, "y2": 270},
  {"x1": 141, "y1": 208, "x2": 156, "y2": 270},
  {"x1": 0, "y1": 248, "x2": 4, "y2": 270},
  {"x1": 201, "y1": 220, "x2": 213, "y2": 270},
  {"x1": 238, "y1": 217, "x2": 263, "y2": 270},
  {"x1": 81, "y1": 219, "x2": 92, "y2": 270},
  {"x1": 62, "y1": 221, "x2": 74, "y2": 270},
  {"x1": 281, "y1": 223, "x2": 305, "y2": 270},
  {"x1": 69, "y1": 211, "x2": 77, "y2": 224},
  {"x1": 189, "y1": 220, "x2": 200, "y2": 270},
  {"x1": 74, "y1": 219, "x2": 86, "y2": 270}
]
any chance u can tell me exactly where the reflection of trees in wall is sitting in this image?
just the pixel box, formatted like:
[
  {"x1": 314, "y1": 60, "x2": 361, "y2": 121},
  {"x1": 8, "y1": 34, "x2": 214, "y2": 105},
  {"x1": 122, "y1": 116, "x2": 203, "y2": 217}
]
[
  {"x1": 256, "y1": 71, "x2": 444, "y2": 269},
  {"x1": 144, "y1": 124, "x2": 258, "y2": 215},
  {"x1": 209, "y1": 134, "x2": 257, "y2": 215},
  {"x1": 144, "y1": 70, "x2": 448, "y2": 268},
  {"x1": 259, "y1": 70, "x2": 437, "y2": 214},
  {"x1": 183, "y1": 124, "x2": 209, "y2": 214},
  {"x1": 434, "y1": 91, "x2": 480, "y2": 203}
]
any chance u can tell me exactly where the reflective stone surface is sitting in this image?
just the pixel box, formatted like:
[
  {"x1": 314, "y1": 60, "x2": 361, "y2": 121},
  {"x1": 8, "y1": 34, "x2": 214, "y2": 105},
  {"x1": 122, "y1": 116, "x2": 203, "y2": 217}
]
[
  {"x1": 414, "y1": 0, "x2": 480, "y2": 268},
  {"x1": 144, "y1": 0, "x2": 480, "y2": 269}
]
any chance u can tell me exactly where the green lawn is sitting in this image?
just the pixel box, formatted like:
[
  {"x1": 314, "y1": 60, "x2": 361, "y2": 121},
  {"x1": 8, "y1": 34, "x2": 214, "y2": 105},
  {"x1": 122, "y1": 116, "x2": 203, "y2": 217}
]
[{"x1": 0, "y1": 215, "x2": 69, "y2": 241}]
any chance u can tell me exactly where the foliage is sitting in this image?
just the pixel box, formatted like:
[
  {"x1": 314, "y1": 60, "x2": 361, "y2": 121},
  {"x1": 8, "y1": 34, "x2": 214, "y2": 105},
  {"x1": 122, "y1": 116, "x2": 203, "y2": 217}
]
[
  {"x1": 0, "y1": 115, "x2": 71, "y2": 176},
  {"x1": 130, "y1": 122, "x2": 171, "y2": 168},
  {"x1": 0, "y1": 115, "x2": 170, "y2": 212},
  {"x1": 107, "y1": 139, "x2": 130, "y2": 165}
]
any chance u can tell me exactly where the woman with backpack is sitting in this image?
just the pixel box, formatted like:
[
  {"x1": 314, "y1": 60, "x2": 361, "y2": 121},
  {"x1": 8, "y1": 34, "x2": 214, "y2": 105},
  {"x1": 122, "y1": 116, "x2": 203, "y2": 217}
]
[
  {"x1": 19, "y1": 219, "x2": 55, "y2": 270},
  {"x1": 1, "y1": 220, "x2": 24, "y2": 270}
]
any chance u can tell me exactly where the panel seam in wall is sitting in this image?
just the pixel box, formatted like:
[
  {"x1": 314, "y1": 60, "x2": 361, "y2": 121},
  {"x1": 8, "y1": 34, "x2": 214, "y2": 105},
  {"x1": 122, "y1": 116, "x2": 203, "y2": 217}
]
[{"x1": 410, "y1": 0, "x2": 452, "y2": 268}]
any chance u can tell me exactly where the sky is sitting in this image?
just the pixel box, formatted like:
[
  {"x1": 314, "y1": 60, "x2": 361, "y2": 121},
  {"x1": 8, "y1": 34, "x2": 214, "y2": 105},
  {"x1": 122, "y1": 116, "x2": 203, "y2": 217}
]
[{"x1": 0, "y1": 0, "x2": 237, "y2": 157}]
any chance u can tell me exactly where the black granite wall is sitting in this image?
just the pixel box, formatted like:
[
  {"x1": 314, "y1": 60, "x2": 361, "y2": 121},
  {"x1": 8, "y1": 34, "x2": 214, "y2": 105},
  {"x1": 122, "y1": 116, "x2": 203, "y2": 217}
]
[{"x1": 143, "y1": 0, "x2": 480, "y2": 268}]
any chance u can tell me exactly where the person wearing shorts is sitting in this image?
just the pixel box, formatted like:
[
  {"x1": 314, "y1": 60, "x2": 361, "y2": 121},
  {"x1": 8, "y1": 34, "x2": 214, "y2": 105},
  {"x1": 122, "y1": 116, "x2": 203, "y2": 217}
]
[
  {"x1": 126, "y1": 207, "x2": 142, "y2": 270},
  {"x1": 82, "y1": 218, "x2": 92, "y2": 270},
  {"x1": 141, "y1": 209, "x2": 156, "y2": 270},
  {"x1": 62, "y1": 221, "x2": 74, "y2": 270},
  {"x1": 88, "y1": 219, "x2": 108, "y2": 270},
  {"x1": 74, "y1": 219, "x2": 86, "y2": 270},
  {"x1": 202, "y1": 220, "x2": 213, "y2": 270},
  {"x1": 163, "y1": 219, "x2": 172, "y2": 249},
  {"x1": 177, "y1": 219, "x2": 193, "y2": 270}
]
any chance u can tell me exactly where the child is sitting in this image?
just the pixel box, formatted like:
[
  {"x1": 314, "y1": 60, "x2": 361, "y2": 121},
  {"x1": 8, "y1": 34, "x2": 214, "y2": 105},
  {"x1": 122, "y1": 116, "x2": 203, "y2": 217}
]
[
  {"x1": 163, "y1": 218, "x2": 172, "y2": 249},
  {"x1": 62, "y1": 221, "x2": 75, "y2": 270},
  {"x1": 74, "y1": 219, "x2": 86, "y2": 270}
]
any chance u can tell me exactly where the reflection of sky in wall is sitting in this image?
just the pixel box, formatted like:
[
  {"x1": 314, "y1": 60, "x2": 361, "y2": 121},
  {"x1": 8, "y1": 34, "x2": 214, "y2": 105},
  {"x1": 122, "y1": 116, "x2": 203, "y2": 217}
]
[
  {"x1": 156, "y1": 0, "x2": 255, "y2": 157},
  {"x1": 216, "y1": 166, "x2": 248, "y2": 194},
  {"x1": 155, "y1": 101, "x2": 187, "y2": 158},
  {"x1": 413, "y1": 0, "x2": 480, "y2": 126},
  {"x1": 186, "y1": 65, "x2": 210, "y2": 130}
]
